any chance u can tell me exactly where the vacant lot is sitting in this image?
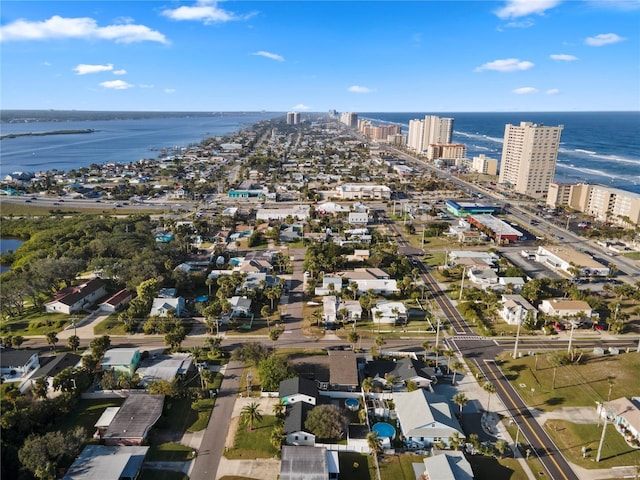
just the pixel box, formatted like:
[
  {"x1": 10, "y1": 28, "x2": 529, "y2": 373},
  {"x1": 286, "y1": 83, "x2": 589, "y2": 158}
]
[{"x1": 499, "y1": 352, "x2": 640, "y2": 411}]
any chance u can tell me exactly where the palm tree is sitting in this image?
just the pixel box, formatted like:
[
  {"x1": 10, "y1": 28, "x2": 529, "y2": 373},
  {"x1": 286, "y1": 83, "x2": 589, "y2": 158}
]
[
  {"x1": 272, "y1": 399, "x2": 286, "y2": 421},
  {"x1": 67, "y1": 335, "x2": 80, "y2": 352},
  {"x1": 269, "y1": 327, "x2": 282, "y2": 348},
  {"x1": 362, "y1": 377, "x2": 375, "y2": 394},
  {"x1": 453, "y1": 392, "x2": 468, "y2": 415},
  {"x1": 433, "y1": 345, "x2": 444, "y2": 370},
  {"x1": 450, "y1": 360, "x2": 463, "y2": 385},
  {"x1": 240, "y1": 402, "x2": 263, "y2": 431},
  {"x1": 45, "y1": 331, "x2": 58, "y2": 351},
  {"x1": 367, "y1": 431, "x2": 383, "y2": 455},
  {"x1": 422, "y1": 341, "x2": 432, "y2": 362},
  {"x1": 443, "y1": 348, "x2": 455, "y2": 373},
  {"x1": 375, "y1": 335, "x2": 386, "y2": 351},
  {"x1": 349, "y1": 281, "x2": 359, "y2": 300},
  {"x1": 347, "y1": 331, "x2": 360, "y2": 350},
  {"x1": 483, "y1": 381, "x2": 497, "y2": 413}
]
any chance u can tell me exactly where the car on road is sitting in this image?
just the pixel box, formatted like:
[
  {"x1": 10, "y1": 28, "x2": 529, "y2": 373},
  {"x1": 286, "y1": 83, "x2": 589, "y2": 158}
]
[{"x1": 594, "y1": 324, "x2": 604, "y2": 331}]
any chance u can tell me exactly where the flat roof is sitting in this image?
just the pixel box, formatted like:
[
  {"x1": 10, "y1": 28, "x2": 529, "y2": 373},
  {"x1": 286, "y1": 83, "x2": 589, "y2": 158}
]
[
  {"x1": 63, "y1": 445, "x2": 148, "y2": 480},
  {"x1": 538, "y1": 245, "x2": 607, "y2": 269},
  {"x1": 469, "y1": 214, "x2": 523, "y2": 237}
]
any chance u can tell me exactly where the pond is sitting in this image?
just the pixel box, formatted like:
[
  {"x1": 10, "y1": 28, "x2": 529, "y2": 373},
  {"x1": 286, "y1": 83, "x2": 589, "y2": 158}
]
[{"x1": 0, "y1": 237, "x2": 24, "y2": 273}]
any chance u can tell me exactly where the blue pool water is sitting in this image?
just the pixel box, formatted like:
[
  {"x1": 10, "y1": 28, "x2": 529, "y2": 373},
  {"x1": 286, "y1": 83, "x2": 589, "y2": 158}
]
[
  {"x1": 195, "y1": 295, "x2": 208, "y2": 302},
  {"x1": 372, "y1": 422, "x2": 396, "y2": 439},
  {"x1": 345, "y1": 398, "x2": 359, "y2": 410}
]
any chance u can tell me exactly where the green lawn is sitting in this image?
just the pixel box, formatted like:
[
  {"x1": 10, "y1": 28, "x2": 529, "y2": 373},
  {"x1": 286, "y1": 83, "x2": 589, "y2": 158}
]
[
  {"x1": 499, "y1": 352, "x2": 640, "y2": 412},
  {"x1": 0, "y1": 310, "x2": 70, "y2": 336},
  {"x1": 56, "y1": 398, "x2": 125, "y2": 434},
  {"x1": 378, "y1": 453, "x2": 426, "y2": 480},
  {"x1": 224, "y1": 415, "x2": 279, "y2": 459},
  {"x1": 189, "y1": 398, "x2": 215, "y2": 431},
  {"x1": 93, "y1": 314, "x2": 128, "y2": 335},
  {"x1": 544, "y1": 420, "x2": 640, "y2": 469},
  {"x1": 155, "y1": 397, "x2": 199, "y2": 432},
  {"x1": 146, "y1": 443, "x2": 195, "y2": 462},
  {"x1": 338, "y1": 452, "x2": 373, "y2": 480}
]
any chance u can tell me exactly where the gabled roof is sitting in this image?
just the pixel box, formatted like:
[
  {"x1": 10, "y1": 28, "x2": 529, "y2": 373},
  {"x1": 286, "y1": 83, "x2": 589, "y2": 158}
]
[
  {"x1": 365, "y1": 358, "x2": 435, "y2": 383},
  {"x1": 0, "y1": 348, "x2": 38, "y2": 368},
  {"x1": 101, "y1": 348, "x2": 139, "y2": 367},
  {"x1": 49, "y1": 278, "x2": 105, "y2": 306},
  {"x1": 103, "y1": 394, "x2": 164, "y2": 442},
  {"x1": 393, "y1": 390, "x2": 463, "y2": 438},
  {"x1": 63, "y1": 445, "x2": 148, "y2": 480},
  {"x1": 32, "y1": 353, "x2": 81, "y2": 379},
  {"x1": 284, "y1": 401, "x2": 314, "y2": 434},
  {"x1": 280, "y1": 376, "x2": 318, "y2": 400},
  {"x1": 421, "y1": 451, "x2": 474, "y2": 480}
]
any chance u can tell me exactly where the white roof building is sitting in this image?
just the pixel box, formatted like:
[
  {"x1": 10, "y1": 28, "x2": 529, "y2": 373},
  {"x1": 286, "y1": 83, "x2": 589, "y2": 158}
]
[
  {"x1": 371, "y1": 301, "x2": 407, "y2": 324},
  {"x1": 499, "y1": 294, "x2": 537, "y2": 326}
]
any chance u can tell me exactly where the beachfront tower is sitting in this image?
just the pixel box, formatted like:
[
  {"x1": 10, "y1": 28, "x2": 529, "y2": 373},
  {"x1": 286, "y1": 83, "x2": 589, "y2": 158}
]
[
  {"x1": 498, "y1": 121, "x2": 563, "y2": 199},
  {"x1": 286, "y1": 112, "x2": 300, "y2": 125},
  {"x1": 407, "y1": 115, "x2": 453, "y2": 154}
]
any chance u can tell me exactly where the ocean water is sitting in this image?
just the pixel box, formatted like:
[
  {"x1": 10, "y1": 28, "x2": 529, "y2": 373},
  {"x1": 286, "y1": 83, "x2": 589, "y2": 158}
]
[
  {"x1": 363, "y1": 112, "x2": 640, "y2": 194},
  {"x1": 0, "y1": 112, "x2": 281, "y2": 176}
]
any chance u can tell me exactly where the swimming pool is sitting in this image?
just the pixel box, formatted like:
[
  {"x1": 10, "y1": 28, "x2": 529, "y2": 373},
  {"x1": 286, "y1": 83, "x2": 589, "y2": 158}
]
[
  {"x1": 345, "y1": 398, "x2": 359, "y2": 411},
  {"x1": 372, "y1": 422, "x2": 396, "y2": 439}
]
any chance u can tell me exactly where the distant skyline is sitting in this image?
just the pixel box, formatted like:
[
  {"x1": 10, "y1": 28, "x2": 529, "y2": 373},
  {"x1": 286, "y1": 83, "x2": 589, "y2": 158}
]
[{"x1": 1, "y1": 1, "x2": 639, "y2": 112}]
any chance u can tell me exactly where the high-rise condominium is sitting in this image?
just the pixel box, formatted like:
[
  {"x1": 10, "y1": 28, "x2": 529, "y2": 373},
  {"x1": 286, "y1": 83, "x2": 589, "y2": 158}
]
[
  {"x1": 498, "y1": 121, "x2": 563, "y2": 199},
  {"x1": 286, "y1": 112, "x2": 300, "y2": 125},
  {"x1": 407, "y1": 115, "x2": 453, "y2": 153}
]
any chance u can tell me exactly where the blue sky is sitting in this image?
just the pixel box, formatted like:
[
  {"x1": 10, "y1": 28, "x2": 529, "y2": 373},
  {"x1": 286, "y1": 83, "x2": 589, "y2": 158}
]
[{"x1": 1, "y1": 0, "x2": 639, "y2": 112}]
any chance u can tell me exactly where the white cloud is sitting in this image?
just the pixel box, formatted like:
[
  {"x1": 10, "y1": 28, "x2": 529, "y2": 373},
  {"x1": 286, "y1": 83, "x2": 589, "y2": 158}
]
[
  {"x1": 513, "y1": 87, "x2": 538, "y2": 94},
  {"x1": 348, "y1": 85, "x2": 374, "y2": 93},
  {"x1": 474, "y1": 58, "x2": 534, "y2": 72},
  {"x1": 546, "y1": 88, "x2": 560, "y2": 95},
  {"x1": 252, "y1": 51, "x2": 284, "y2": 62},
  {"x1": 99, "y1": 80, "x2": 133, "y2": 90},
  {"x1": 139, "y1": 84, "x2": 155, "y2": 89},
  {"x1": 585, "y1": 33, "x2": 626, "y2": 46},
  {"x1": 42, "y1": 61, "x2": 52, "y2": 67},
  {"x1": 503, "y1": 19, "x2": 536, "y2": 28},
  {"x1": 495, "y1": 0, "x2": 562, "y2": 19},
  {"x1": 164, "y1": 88, "x2": 176, "y2": 94},
  {"x1": 162, "y1": 1, "x2": 255, "y2": 24},
  {"x1": 550, "y1": 54, "x2": 578, "y2": 61},
  {"x1": 292, "y1": 104, "x2": 311, "y2": 111},
  {"x1": 0, "y1": 15, "x2": 168, "y2": 44},
  {"x1": 73, "y1": 63, "x2": 113, "y2": 75},
  {"x1": 113, "y1": 69, "x2": 127, "y2": 75}
]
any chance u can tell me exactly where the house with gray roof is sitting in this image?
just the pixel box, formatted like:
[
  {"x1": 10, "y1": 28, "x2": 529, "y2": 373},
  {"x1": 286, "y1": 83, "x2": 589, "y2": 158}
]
[
  {"x1": 280, "y1": 377, "x2": 318, "y2": 406},
  {"x1": 365, "y1": 358, "x2": 436, "y2": 391},
  {"x1": 327, "y1": 350, "x2": 359, "y2": 392},
  {"x1": 1, "y1": 348, "x2": 40, "y2": 380},
  {"x1": 45, "y1": 277, "x2": 107, "y2": 314},
  {"x1": 284, "y1": 401, "x2": 315, "y2": 446},
  {"x1": 103, "y1": 394, "x2": 164, "y2": 446},
  {"x1": 280, "y1": 446, "x2": 339, "y2": 480},
  {"x1": 393, "y1": 390, "x2": 464, "y2": 448},
  {"x1": 63, "y1": 445, "x2": 148, "y2": 480},
  {"x1": 412, "y1": 451, "x2": 474, "y2": 480},
  {"x1": 100, "y1": 348, "x2": 141, "y2": 378}
]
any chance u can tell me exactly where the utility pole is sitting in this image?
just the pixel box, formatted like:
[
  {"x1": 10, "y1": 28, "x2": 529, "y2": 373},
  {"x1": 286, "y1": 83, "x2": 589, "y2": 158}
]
[
  {"x1": 513, "y1": 314, "x2": 522, "y2": 359},
  {"x1": 458, "y1": 266, "x2": 466, "y2": 301},
  {"x1": 596, "y1": 403, "x2": 609, "y2": 462},
  {"x1": 567, "y1": 321, "x2": 576, "y2": 355},
  {"x1": 435, "y1": 317, "x2": 441, "y2": 348}
]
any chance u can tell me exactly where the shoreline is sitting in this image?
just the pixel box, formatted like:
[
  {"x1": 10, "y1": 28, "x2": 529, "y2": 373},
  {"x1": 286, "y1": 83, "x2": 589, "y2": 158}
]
[{"x1": 0, "y1": 129, "x2": 96, "y2": 140}]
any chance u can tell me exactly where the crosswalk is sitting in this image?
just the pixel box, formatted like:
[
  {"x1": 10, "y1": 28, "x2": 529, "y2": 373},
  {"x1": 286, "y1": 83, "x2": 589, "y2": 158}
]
[{"x1": 452, "y1": 335, "x2": 487, "y2": 341}]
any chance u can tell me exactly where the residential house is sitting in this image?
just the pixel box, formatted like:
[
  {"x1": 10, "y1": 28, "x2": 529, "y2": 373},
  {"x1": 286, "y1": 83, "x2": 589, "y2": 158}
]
[
  {"x1": 284, "y1": 401, "x2": 316, "y2": 446},
  {"x1": 538, "y1": 299, "x2": 594, "y2": 321},
  {"x1": 413, "y1": 451, "x2": 474, "y2": 480},
  {"x1": 499, "y1": 295, "x2": 537, "y2": 326},
  {"x1": 365, "y1": 357, "x2": 436, "y2": 391},
  {"x1": 136, "y1": 353, "x2": 194, "y2": 387},
  {"x1": 327, "y1": 350, "x2": 359, "y2": 391},
  {"x1": 393, "y1": 390, "x2": 464, "y2": 448},
  {"x1": 100, "y1": 348, "x2": 141, "y2": 378},
  {"x1": 322, "y1": 296, "x2": 338, "y2": 324},
  {"x1": 348, "y1": 212, "x2": 369, "y2": 225},
  {"x1": 63, "y1": 445, "x2": 149, "y2": 480},
  {"x1": 45, "y1": 278, "x2": 107, "y2": 314},
  {"x1": 447, "y1": 251, "x2": 497, "y2": 270},
  {"x1": 99, "y1": 289, "x2": 132, "y2": 313},
  {"x1": 280, "y1": 377, "x2": 318, "y2": 406},
  {"x1": 315, "y1": 276, "x2": 343, "y2": 296},
  {"x1": 371, "y1": 301, "x2": 407, "y2": 325},
  {"x1": 315, "y1": 202, "x2": 349, "y2": 214},
  {"x1": 338, "y1": 300, "x2": 362, "y2": 324},
  {"x1": 497, "y1": 277, "x2": 526, "y2": 293},
  {"x1": 0, "y1": 349, "x2": 40, "y2": 379},
  {"x1": 467, "y1": 268, "x2": 499, "y2": 288},
  {"x1": 342, "y1": 268, "x2": 398, "y2": 297},
  {"x1": 334, "y1": 184, "x2": 391, "y2": 200},
  {"x1": 30, "y1": 353, "x2": 81, "y2": 394},
  {"x1": 227, "y1": 296, "x2": 253, "y2": 317},
  {"x1": 280, "y1": 446, "x2": 339, "y2": 480},
  {"x1": 149, "y1": 296, "x2": 186, "y2": 317},
  {"x1": 102, "y1": 394, "x2": 164, "y2": 445}
]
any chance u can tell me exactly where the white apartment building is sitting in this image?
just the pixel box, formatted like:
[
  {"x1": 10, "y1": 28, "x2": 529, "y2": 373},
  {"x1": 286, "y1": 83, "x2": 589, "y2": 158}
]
[
  {"x1": 546, "y1": 183, "x2": 640, "y2": 227},
  {"x1": 286, "y1": 112, "x2": 300, "y2": 125},
  {"x1": 340, "y1": 112, "x2": 358, "y2": 128},
  {"x1": 407, "y1": 115, "x2": 453, "y2": 154},
  {"x1": 498, "y1": 122, "x2": 563, "y2": 199},
  {"x1": 427, "y1": 143, "x2": 466, "y2": 161},
  {"x1": 334, "y1": 184, "x2": 391, "y2": 200},
  {"x1": 471, "y1": 154, "x2": 498, "y2": 176}
]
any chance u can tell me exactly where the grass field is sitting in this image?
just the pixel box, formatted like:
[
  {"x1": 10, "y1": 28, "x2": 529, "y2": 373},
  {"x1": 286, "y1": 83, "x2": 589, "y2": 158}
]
[
  {"x1": 139, "y1": 470, "x2": 188, "y2": 480},
  {"x1": 0, "y1": 310, "x2": 70, "y2": 336},
  {"x1": 499, "y1": 352, "x2": 640, "y2": 412},
  {"x1": 468, "y1": 455, "x2": 529, "y2": 480},
  {"x1": 544, "y1": 420, "x2": 640, "y2": 469},
  {"x1": 55, "y1": 398, "x2": 125, "y2": 434},
  {"x1": 338, "y1": 452, "x2": 374, "y2": 480},
  {"x1": 224, "y1": 415, "x2": 279, "y2": 459},
  {"x1": 146, "y1": 443, "x2": 196, "y2": 462}
]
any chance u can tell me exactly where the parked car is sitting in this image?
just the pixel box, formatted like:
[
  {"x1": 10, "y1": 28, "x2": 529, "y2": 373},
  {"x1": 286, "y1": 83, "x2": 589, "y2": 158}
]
[
  {"x1": 594, "y1": 324, "x2": 604, "y2": 331},
  {"x1": 553, "y1": 322, "x2": 565, "y2": 332}
]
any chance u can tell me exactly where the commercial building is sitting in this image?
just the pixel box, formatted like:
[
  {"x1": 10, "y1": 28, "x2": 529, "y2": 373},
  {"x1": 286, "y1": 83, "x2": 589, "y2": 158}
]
[
  {"x1": 340, "y1": 112, "x2": 358, "y2": 128},
  {"x1": 427, "y1": 143, "x2": 466, "y2": 161},
  {"x1": 445, "y1": 200, "x2": 497, "y2": 217},
  {"x1": 535, "y1": 245, "x2": 610, "y2": 277},
  {"x1": 498, "y1": 121, "x2": 563, "y2": 199},
  {"x1": 334, "y1": 184, "x2": 391, "y2": 200}
]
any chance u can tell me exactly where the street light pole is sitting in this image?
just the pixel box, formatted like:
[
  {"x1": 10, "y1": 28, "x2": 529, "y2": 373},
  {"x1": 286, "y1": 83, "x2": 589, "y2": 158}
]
[
  {"x1": 459, "y1": 266, "x2": 466, "y2": 301},
  {"x1": 513, "y1": 317, "x2": 522, "y2": 359},
  {"x1": 567, "y1": 321, "x2": 576, "y2": 355},
  {"x1": 596, "y1": 404, "x2": 609, "y2": 462}
]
